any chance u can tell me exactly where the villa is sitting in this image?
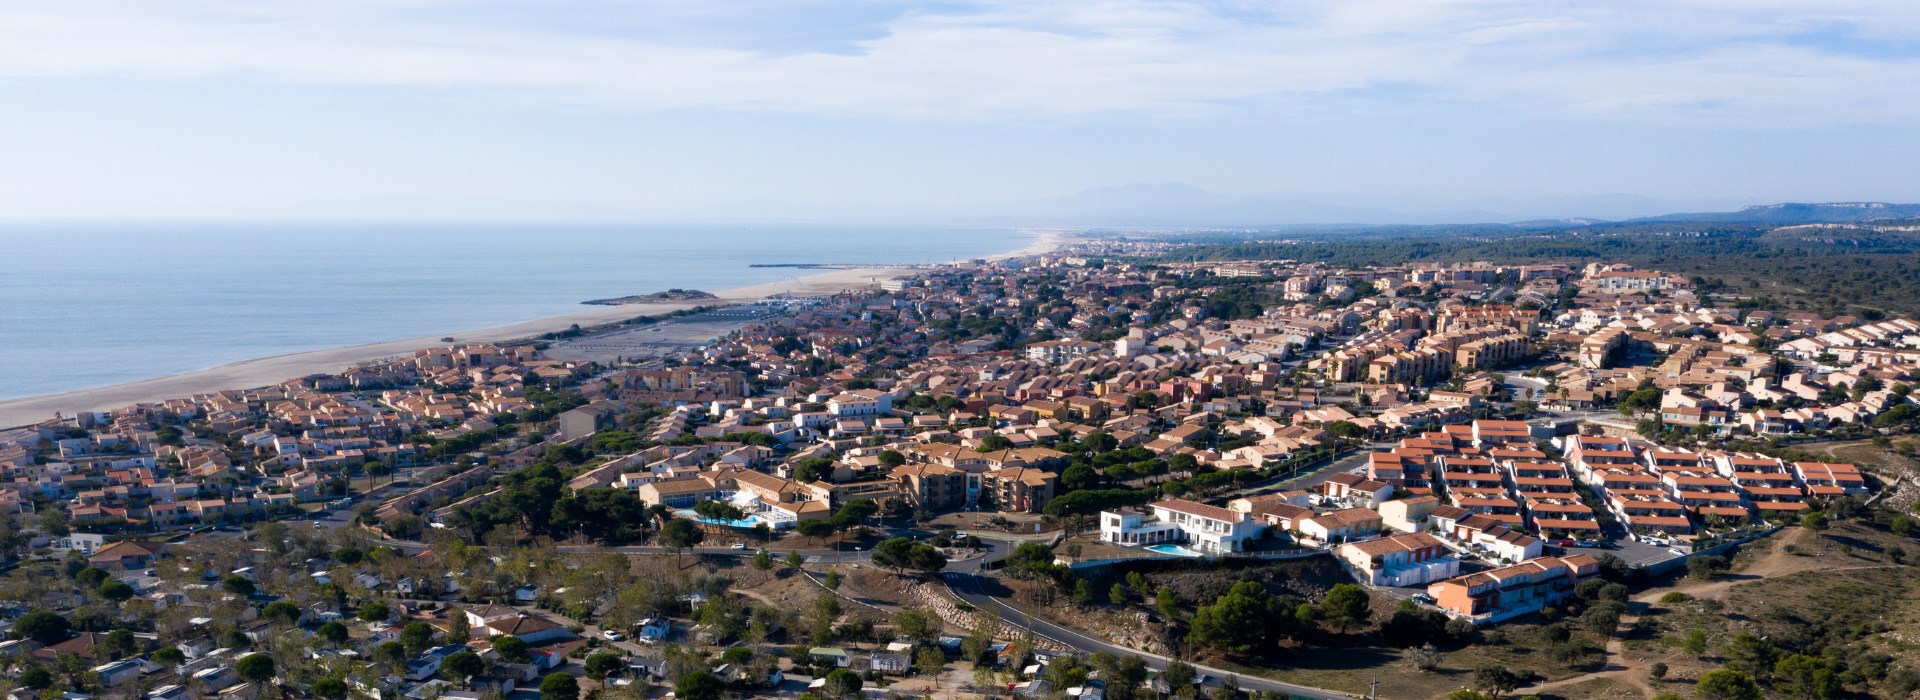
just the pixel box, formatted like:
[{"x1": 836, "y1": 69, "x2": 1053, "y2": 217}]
[{"x1": 1099, "y1": 499, "x2": 1265, "y2": 554}]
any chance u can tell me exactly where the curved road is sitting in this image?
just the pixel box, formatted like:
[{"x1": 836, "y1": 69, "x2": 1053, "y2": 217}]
[{"x1": 944, "y1": 538, "x2": 1351, "y2": 700}]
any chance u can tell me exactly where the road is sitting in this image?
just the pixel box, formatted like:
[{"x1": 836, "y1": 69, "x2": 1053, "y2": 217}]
[{"x1": 935, "y1": 538, "x2": 1351, "y2": 699}]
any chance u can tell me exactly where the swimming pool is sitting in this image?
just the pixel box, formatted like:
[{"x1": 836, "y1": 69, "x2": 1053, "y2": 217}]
[
  {"x1": 1144, "y1": 543, "x2": 1204, "y2": 557},
  {"x1": 674, "y1": 510, "x2": 771, "y2": 529}
]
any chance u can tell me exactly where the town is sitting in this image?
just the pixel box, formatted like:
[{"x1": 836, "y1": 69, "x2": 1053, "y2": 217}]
[{"x1": 2, "y1": 244, "x2": 1917, "y2": 700}]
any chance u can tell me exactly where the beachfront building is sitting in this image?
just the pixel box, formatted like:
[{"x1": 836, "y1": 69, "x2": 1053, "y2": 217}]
[{"x1": 1099, "y1": 499, "x2": 1265, "y2": 554}]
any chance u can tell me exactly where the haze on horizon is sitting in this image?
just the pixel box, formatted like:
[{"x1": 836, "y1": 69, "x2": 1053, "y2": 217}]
[{"x1": 5, "y1": 1, "x2": 1920, "y2": 224}]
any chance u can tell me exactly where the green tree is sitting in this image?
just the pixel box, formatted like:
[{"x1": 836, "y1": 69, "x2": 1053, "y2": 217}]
[
  {"x1": 235, "y1": 654, "x2": 276, "y2": 684},
  {"x1": 374, "y1": 641, "x2": 408, "y2": 666},
  {"x1": 891, "y1": 607, "x2": 939, "y2": 643},
  {"x1": 659, "y1": 517, "x2": 705, "y2": 567},
  {"x1": 358, "y1": 600, "x2": 392, "y2": 622},
  {"x1": 14, "y1": 611, "x2": 70, "y2": 644},
  {"x1": 312, "y1": 678, "x2": 348, "y2": 700},
  {"x1": 1696, "y1": 669, "x2": 1762, "y2": 700},
  {"x1": 492, "y1": 634, "x2": 530, "y2": 663},
  {"x1": 97, "y1": 580, "x2": 135, "y2": 603},
  {"x1": 821, "y1": 663, "x2": 860, "y2": 694},
  {"x1": 1773, "y1": 654, "x2": 1841, "y2": 700},
  {"x1": 1474, "y1": 666, "x2": 1528, "y2": 698},
  {"x1": 674, "y1": 671, "x2": 726, "y2": 700},
  {"x1": 221, "y1": 575, "x2": 256, "y2": 596},
  {"x1": 400, "y1": 621, "x2": 437, "y2": 656},
  {"x1": 1318, "y1": 583, "x2": 1373, "y2": 634},
  {"x1": 785, "y1": 550, "x2": 805, "y2": 570},
  {"x1": 262, "y1": 600, "x2": 302, "y2": 626},
  {"x1": 1156, "y1": 587, "x2": 1178, "y2": 619},
  {"x1": 752, "y1": 549, "x2": 774, "y2": 573},
  {"x1": 439, "y1": 651, "x2": 485, "y2": 687},
  {"x1": 1187, "y1": 581, "x2": 1288, "y2": 653},
  {"x1": 583, "y1": 651, "x2": 624, "y2": 681},
  {"x1": 18, "y1": 666, "x2": 51, "y2": 690},
  {"x1": 315, "y1": 621, "x2": 350, "y2": 645},
  {"x1": 539, "y1": 673, "x2": 580, "y2": 700},
  {"x1": 151, "y1": 646, "x2": 186, "y2": 669},
  {"x1": 74, "y1": 567, "x2": 110, "y2": 588}
]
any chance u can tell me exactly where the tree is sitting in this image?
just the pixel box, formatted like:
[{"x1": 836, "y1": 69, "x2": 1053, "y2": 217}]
[
  {"x1": 870, "y1": 537, "x2": 947, "y2": 573},
  {"x1": 1318, "y1": 583, "x2": 1373, "y2": 634},
  {"x1": 151, "y1": 646, "x2": 186, "y2": 670},
  {"x1": 1327, "y1": 421, "x2": 1365, "y2": 440},
  {"x1": 1109, "y1": 583, "x2": 1130, "y2": 606},
  {"x1": 316, "y1": 621, "x2": 350, "y2": 645},
  {"x1": 916, "y1": 647, "x2": 947, "y2": 679},
  {"x1": 1893, "y1": 514, "x2": 1915, "y2": 538},
  {"x1": 1696, "y1": 669, "x2": 1762, "y2": 700},
  {"x1": 891, "y1": 607, "x2": 939, "y2": 643},
  {"x1": 374, "y1": 641, "x2": 408, "y2": 666},
  {"x1": 878, "y1": 450, "x2": 906, "y2": 468},
  {"x1": 18, "y1": 666, "x2": 51, "y2": 690},
  {"x1": 785, "y1": 550, "x2": 805, "y2": 570},
  {"x1": 1474, "y1": 666, "x2": 1528, "y2": 698},
  {"x1": 439, "y1": 651, "x2": 485, "y2": 687},
  {"x1": 823, "y1": 668, "x2": 863, "y2": 698},
  {"x1": 1408, "y1": 644, "x2": 1443, "y2": 672},
  {"x1": 15, "y1": 611, "x2": 71, "y2": 645},
  {"x1": 222, "y1": 575, "x2": 256, "y2": 597},
  {"x1": 358, "y1": 600, "x2": 392, "y2": 622},
  {"x1": 1802, "y1": 511, "x2": 1830, "y2": 531},
  {"x1": 1161, "y1": 659, "x2": 1196, "y2": 691},
  {"x1": 1773, "y1": 654, "x2": 1842, "y2": 700},
  {"x1": 98, "y1": 580, "x2": 135, "y2": 603},
  {"x1": 262, "y1": 600, "x2": 302, "y2": 626},
  {"x1": 1682, "y1": 628, "x2": 1709, "y2": 656},
  {"x1": 1187, "y1": 582, "x2": 1288, "y2": 653},
  {"x1": 659, "y1": 517, "x2": 705, "y2": 567},
  {"x1": 235, "y1": 654, "x2": 276, "y2": 684},
  {"x1": 312, "y1": 678, "x2": 349, "y2": 700},
  {"x1": 74, "y1": 567, "x2": 110, "y2": 588},
  {"x1": 492, "y1": 635, "x2": 530, "y2": 663},
  {"x1": 583, "y1": 651, "x2": 624, "y2": 681},
  {"x1": 401, "y1": 621, "x2": 438, "y2": 656},
  {"x1": 674, "y1": 671, "x2": 726, "y2": 700},
  {"x1": 539, "y1": 673, "x2": 580, "y2": 700},
  {"x1": 1723, "y1": 632, "x2": 1777, "y2": 677},
  {"x1": 1156, "y1": 587, "x2": 1178, "y2": 619},
  {"x1": 752, "y1": 549, "x2": 774, "y2": 573}
]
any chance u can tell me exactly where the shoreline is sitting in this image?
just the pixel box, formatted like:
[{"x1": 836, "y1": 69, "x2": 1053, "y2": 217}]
[{"x1": 0, "y1": 231, "x2": 1063, "y2": 428}]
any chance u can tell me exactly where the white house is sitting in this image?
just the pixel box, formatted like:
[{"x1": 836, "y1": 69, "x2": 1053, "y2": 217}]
[{"x1": 1100, "y1": 499, "x2": 1264, "y2": 554}]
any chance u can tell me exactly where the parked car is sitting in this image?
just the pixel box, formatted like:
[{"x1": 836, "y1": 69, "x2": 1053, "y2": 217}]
[
  {"x1": 1412, "y1": 593, "x2": 1436, "y2": 604},
  {"x1": 1554, "y1": 539, "x2": 1577, "y2": 547},
  {"x1": 1667, "y1": 547, "x2": 1687, "y2": 557},
  {"x1": 602, "y1": 629, "x2": 626, "y2": 642}
]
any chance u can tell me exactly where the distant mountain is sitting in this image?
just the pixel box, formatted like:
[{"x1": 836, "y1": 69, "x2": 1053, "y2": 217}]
[{"x1": 1630, "y1": 202, "x2": 1920, "y2": 225}]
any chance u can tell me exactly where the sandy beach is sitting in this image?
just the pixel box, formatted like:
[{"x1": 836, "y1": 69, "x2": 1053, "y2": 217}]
[
  {"x1": 0, "y1": 266, "x2": 910, "y2": 428},
  {"x1": 0, "y1": 230, "x2": 1067, "y2": 428}
]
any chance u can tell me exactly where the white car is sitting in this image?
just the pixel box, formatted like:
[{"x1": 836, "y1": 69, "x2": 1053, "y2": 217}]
[
  {"x1": 601, "y1": 630, "x2": 626, "y2": 642},
  {"x1": 730, "y1": 542, "x2": 747, "y2": 550},
  {"x1": 1667, "y1": 547, "x2": 1687, "y2": 557}
]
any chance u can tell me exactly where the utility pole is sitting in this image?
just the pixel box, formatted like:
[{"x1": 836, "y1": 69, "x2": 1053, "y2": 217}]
[{"x1": 1369, "y1": 674, "x2": 1380, "y2": 700}]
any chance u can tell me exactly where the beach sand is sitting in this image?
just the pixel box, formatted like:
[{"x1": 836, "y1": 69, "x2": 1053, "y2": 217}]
[{"x1": 0, "y1": 266, "x2": 913, "y2": 428}]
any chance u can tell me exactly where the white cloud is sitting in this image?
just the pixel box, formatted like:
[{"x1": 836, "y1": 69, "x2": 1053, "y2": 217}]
[{"x1": 0, "y1": 0, "x2": 1918, "y2": 125}]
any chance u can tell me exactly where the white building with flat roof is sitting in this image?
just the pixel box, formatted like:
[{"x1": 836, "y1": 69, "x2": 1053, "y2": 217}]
[{"x1": 1100, "y1": 499, "x2": 1265, "y2": 554}]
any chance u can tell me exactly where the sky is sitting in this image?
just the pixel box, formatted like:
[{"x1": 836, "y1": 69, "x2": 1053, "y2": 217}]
[{"x1": 4, "y1": 1, "x2": 1920, "y2": 221}]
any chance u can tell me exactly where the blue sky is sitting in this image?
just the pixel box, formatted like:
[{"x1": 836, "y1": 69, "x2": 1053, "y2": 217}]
[{"x1": 4, "y1": 1, "x2": 1920, "y2": 221}]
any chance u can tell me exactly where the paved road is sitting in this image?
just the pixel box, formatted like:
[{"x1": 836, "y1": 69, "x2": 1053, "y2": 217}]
[{"x1": 941, "y1": 538, "x2": 1352, "y2": 699}]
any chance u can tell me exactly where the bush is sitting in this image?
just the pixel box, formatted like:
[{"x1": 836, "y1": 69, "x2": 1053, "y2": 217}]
[{"x1": 1659, "y1": 591, "x2": 1691, "y2": 604}]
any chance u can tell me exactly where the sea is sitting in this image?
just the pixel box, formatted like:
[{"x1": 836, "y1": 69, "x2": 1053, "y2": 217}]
[{"x1": 0, "y1": 222, "x2": 1032, "y2": 401}]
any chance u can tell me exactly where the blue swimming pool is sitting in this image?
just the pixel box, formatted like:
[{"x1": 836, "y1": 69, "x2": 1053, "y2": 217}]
[
  {"x1": 1144, "y1": 543, "x2": 1204, "y2": 557},
  {"x1": 674, "y1": 510, "x2": 769, "y2": 529}
]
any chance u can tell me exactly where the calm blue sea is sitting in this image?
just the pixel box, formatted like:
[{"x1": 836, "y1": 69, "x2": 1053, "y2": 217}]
[{"x1": 0, "y1": 222, "x2": 1029, "y2": 401}]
